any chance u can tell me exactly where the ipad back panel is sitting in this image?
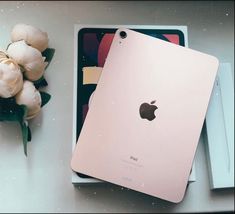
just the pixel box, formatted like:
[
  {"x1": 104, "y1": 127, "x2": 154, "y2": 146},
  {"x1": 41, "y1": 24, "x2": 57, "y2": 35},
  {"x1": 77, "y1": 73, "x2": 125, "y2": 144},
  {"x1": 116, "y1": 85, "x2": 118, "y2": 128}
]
[{"x1": 71, "y1": 28, "x2": 218, "y2": 202}]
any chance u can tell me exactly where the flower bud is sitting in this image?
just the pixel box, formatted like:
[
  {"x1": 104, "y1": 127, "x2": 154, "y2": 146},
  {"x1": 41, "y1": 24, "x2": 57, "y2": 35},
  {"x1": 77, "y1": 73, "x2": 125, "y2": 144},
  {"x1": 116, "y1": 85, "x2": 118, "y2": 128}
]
[
  {"x1": 0, "y1": 55, "x2": 23, "y2": 98},
  {"x1": 11, "y1": 23, "x2": 49, "y2": 52},
  {"x1": 7, "y1": 40, "x2": 47, "y2": 81},
  {"x1": 15, "y1": 80, "x2": 42, "y2": 119}
]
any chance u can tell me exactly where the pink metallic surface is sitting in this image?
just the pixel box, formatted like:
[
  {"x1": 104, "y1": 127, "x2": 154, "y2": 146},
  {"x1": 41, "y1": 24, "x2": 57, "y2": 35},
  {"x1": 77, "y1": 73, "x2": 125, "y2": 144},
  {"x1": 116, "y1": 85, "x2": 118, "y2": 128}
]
[{"x1": 71, "y1": 28, "x2": 218, "y2": 203}]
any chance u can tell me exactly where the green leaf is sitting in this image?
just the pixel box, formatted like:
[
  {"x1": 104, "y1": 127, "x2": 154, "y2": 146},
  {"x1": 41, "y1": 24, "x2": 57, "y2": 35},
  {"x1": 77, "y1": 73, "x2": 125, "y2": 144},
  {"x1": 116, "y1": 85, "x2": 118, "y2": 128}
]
[
  {"x1": 19, "y1": 105, "x2": 27, "y2": 123},
  {"x1": 14, "y1": 106, "x2": 29, "y2": 156},
  {"x1": 42, "y1": 48, "x2": 55, "y2": 69},
  {"x1": 0, "y1": 98, "x2": 27, "y2": 123},
  {"x1": 33, "y1": 76, "x2": 48, "y2": 89},
  {"x1": 39, "y1": 91, "x2": 51, "y2": 107},
  {"x1": 27, "y1": 126, "x2": 32, "y2": 142},
  {"x1": 20, "y1": 121, "x2": 29, "y2": 156},
  {"x1": 0, "y1": 98, "x2": 30, "y2": 156}
]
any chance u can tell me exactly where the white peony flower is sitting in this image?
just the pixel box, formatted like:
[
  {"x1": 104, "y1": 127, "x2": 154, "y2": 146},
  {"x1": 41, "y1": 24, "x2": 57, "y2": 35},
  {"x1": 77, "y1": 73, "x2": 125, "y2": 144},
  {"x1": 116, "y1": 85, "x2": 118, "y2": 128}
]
[
  {"x1": 7, "y1": 40, "x2": 48, "y2": 81},
  {"x1": 0, "y1": 50, "x2": 8, "y2": 59},
  {"x1": 11, "y1": 23, "x2": 49, "y2": 52},
  {"x1": 15, "y1": 80, "x2": 42, "y2": 119},
  {"x1": 0, "y1": 56, "x2": 23, "y2": 98}
]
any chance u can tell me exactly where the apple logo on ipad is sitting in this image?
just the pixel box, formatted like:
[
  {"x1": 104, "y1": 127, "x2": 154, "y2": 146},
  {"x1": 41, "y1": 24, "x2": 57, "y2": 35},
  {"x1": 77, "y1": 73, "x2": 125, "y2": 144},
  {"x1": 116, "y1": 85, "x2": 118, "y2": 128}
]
[{"x1": 139, "y1": 100, "x2": 158, "y2": 121}]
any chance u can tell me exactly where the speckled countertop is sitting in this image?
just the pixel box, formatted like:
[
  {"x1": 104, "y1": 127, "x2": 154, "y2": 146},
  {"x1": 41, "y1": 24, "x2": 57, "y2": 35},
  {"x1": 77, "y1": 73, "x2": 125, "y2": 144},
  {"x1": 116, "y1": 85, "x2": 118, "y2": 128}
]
[{"x1": 0, "y1": 1, "x2": 234, "y2": 213}]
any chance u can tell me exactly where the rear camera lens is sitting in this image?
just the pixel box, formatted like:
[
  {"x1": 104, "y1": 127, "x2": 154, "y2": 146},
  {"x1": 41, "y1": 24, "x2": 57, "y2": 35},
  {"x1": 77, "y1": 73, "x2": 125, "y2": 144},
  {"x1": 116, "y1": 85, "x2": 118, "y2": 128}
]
[{"x1": 120, "y1": 31, "x2": 127, "y2": 39}]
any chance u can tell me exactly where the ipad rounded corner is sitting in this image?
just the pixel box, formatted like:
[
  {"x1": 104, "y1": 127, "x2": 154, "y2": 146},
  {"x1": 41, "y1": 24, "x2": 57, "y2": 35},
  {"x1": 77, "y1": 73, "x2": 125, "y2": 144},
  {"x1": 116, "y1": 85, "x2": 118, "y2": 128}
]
[
  {"x1": 70, "y1": 157, "x2": 77, "y2": 172},
  {"x1": 212, "y1": 56, "x2": 220, "y2": 68},
  {"x1": 77, "y1": 27, "x2": 88, "y2": 40},
  {"x1": 171, "y1": 193, "x2": 185, "y2": 204}
]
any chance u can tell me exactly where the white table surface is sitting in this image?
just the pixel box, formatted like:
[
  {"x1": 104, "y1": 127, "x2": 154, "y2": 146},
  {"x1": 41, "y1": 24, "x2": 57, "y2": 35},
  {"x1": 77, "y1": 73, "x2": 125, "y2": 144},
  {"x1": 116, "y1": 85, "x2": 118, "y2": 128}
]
[{"x1": 0, "y1": 1, "x2": 234, "y2": 213}]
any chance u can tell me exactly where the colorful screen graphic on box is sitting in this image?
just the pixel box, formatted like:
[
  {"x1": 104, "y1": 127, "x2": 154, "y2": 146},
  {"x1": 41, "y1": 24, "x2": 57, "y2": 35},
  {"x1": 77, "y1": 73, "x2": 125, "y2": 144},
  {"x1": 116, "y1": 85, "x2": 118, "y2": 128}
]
[{"x1": 76, "y1": 28, "x2": 185, "y2": 178}]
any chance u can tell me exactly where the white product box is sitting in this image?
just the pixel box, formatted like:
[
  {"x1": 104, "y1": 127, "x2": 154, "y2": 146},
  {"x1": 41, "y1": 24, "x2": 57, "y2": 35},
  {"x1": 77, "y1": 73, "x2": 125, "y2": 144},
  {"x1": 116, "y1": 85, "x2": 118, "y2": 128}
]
[
  {"x1": 72, "y1": 24, "x2": 196, "y2": 184},
  {"x1": 205, "y1": 63, "x2": 234, "y2": 189}
]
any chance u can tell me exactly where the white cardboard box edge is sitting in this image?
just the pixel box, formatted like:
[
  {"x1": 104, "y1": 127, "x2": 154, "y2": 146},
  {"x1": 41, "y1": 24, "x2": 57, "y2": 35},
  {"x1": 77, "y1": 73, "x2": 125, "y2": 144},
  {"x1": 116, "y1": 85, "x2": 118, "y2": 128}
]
[{"x1": 72, "y1": 24, "x2": 196, "y2": 184}]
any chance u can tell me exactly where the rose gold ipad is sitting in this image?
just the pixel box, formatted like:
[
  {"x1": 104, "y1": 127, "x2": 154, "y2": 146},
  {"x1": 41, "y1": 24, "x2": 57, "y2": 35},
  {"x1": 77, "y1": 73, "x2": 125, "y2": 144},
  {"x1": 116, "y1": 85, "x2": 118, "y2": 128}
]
[{"x1": 71, "y1": 28, "x2": 218, "y2": 203}]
